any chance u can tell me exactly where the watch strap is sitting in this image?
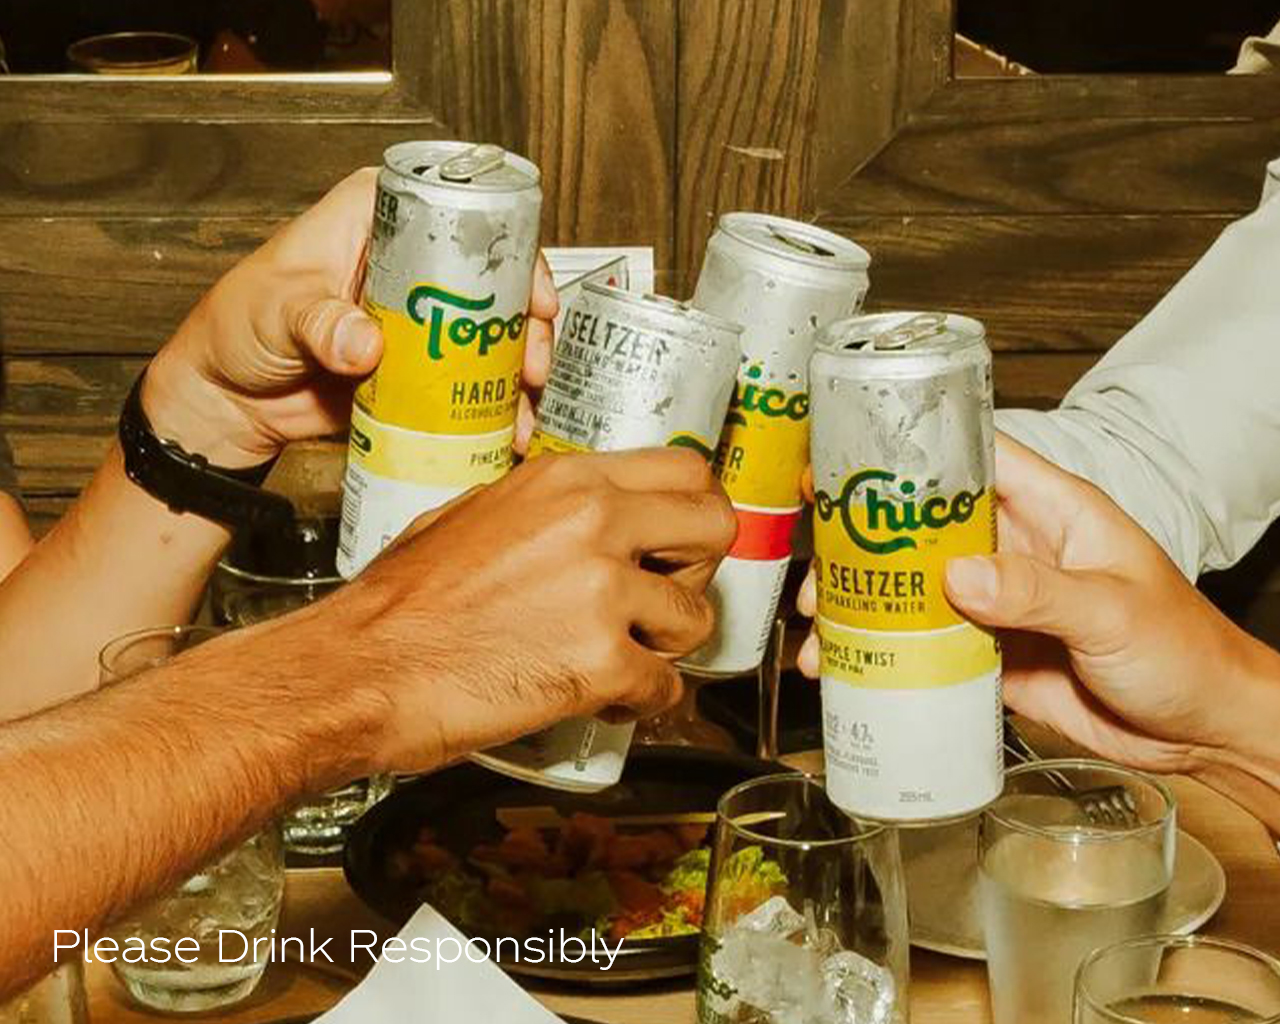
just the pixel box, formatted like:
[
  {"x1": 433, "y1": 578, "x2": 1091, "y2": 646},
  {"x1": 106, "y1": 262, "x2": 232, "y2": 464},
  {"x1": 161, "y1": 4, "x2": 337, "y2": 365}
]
[{"x1": 118, "y1": 371, "x2": 296, "y2": 530}]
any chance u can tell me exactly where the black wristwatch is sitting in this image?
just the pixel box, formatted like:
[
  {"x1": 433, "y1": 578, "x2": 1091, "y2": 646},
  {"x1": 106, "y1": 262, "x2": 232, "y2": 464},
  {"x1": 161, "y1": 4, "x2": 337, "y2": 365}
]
[{"x1": 118, "y1": 370, "x2": 296, "y2": 530}]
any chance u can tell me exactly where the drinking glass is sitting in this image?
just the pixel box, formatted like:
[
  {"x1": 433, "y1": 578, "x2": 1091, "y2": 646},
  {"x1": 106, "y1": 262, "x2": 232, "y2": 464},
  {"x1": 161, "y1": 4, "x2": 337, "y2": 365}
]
[
  {"x1": 1075, "y1": 935, "x2": 1280, "y2": 1023},
  {"x1": 632, "y1": 674, "x2": 740, "y2": 751},
  {"x1": 697, "y1": 773, "x2": 909, "y2": 1024},
  {"x1": 980, "y1": 759, "x2": 1177, "y2": 1024},
  {"x1": 99, "y1": 626, "x2": 285, "y2": 1012},
  {"x1": 0, "y1": 961, "x2": 87, "y2": 1024},
  {"x1": 211, "y1": 551, "x2": 393, "y2": 855}
]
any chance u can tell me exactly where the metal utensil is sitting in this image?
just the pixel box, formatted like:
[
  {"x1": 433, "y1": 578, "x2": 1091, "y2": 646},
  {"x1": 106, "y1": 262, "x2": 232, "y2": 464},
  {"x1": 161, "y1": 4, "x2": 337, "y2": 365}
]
[
  {"x1": 755, "y1": 616, "x2": 786, "y2": 761},
  {"x1": 1002, "y1": 717, "x2": 1141, "y2": 827}
]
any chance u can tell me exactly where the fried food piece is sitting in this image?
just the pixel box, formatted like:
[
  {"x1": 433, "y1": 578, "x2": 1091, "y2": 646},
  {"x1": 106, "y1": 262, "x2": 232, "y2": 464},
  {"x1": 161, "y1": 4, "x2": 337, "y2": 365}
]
[
  {"x1": 559, "y1": 813, "x2": 616, "y2": 871},
  {"x1": 601, "y1": 830, "x2": 683, "y2": 871}
]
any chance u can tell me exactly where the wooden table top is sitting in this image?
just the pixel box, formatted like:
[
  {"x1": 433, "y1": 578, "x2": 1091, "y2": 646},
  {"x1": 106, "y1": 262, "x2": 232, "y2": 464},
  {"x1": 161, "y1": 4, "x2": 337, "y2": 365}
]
[{"x1": 86, "y1": 752, "x2": 1278, "y2": 1024}]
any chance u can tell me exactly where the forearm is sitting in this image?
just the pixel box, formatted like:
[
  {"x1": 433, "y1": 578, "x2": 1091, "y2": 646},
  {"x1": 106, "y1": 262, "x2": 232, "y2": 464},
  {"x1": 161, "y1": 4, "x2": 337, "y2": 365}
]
[
  {"x1": 0, "y1": 445, "x2": 228, "y2": 718},
  {"x1": 0, "y1": 492, "x2": 33, "y2": 581},
  {"x1": 1189, "y1": 635, "x2": 1280, "y2": 834},
  {"x1": 0, "y1": 616, "x2": 385, "y2": 997}
]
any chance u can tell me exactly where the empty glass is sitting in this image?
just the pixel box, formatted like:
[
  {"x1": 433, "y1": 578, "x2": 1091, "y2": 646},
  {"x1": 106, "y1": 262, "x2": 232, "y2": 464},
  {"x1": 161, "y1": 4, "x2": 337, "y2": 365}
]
[
  {"x1": 0, "y1": 961, "x2": 87, "y2": 1024},
  {"x1": 209, "y1": 547, "x2": 391, "y2": 849},
  {"x1": 980, "y1": 759, "x2": 1177, "y2": 1024},
  {"x1": 1075, "y1": 935, "x2": 1280, "y2": 1023},
  {"x1": 697, "y1": 773, "x2": 909, "y2": 1024},
  {"x1": 99, "y1": 626, "x2": 285, "y2": 1012}
]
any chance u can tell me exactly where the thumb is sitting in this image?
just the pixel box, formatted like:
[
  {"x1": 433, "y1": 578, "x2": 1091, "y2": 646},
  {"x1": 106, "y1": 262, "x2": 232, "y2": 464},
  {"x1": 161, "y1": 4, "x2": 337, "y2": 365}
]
[
  {"x1": 945, "y1": 553, "x2": 1116, "y2": 652},
  {"x1": 289, "y1": 297, "x2": 383, "y2": 375}
]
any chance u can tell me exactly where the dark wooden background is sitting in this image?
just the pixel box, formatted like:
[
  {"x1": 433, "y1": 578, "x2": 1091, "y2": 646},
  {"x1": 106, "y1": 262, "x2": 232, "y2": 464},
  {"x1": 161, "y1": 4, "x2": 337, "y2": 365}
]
[{"x1": 1, "y1": 0, "x2": 1277, "y2": 611}]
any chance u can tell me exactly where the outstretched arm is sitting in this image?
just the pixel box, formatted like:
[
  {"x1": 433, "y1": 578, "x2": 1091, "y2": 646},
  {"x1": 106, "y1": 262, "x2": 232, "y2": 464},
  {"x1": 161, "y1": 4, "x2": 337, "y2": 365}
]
[
  {"x1": 0, "y1": 447, "x2": 735, "y2": 997},
  {"x1": 798, "y1": 435, "x2": 1280, "y2": 830},
  {"x1": 946, "y1": 436, "x2": 1280, "y2": 831}
]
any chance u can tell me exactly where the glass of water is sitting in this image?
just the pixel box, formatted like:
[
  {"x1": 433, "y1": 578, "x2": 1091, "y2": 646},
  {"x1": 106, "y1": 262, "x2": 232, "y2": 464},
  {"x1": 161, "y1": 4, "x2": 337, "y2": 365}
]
[
  {"x1": 211, "y1": 535, "x2": 392, "y2": 855},
  {"x1": 0, "y1": 961, "x2": 87, "y2": 1024},
  {"x1": 697, "y1": 773, "x2": 909, "y2": 1024},
  {"x1": 980, "y1": 758, "x2": 1177, "y2": 1024},
  {"x1": 1075, "y1": 935, "x2": 1280, "y2": 1023},
  {"x1": 99, "y1": 626, "x2": 285, "y2": 1012}
]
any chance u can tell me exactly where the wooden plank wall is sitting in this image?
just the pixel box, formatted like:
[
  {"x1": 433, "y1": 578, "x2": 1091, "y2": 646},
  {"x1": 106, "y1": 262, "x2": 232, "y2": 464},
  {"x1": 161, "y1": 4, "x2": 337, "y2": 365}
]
[{"x1": 2, "y1": 0, "x2": 1278, "y2": 598}]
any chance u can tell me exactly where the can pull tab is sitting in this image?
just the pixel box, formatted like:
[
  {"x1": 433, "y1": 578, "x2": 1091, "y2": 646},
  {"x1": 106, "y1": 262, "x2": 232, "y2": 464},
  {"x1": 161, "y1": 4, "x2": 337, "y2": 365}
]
[
  {"x1": 767, "y1": 227, "x2": 835, "y2": 259},
  {"x1": 870, "y1": 313, "x2": 948, "y2": 350},
  {"x1": 438, "y1": 144, "x2": 507, "y2": 183},
  {"x1": 641, "y1": 293, "x2": 688, "y2": 312}
]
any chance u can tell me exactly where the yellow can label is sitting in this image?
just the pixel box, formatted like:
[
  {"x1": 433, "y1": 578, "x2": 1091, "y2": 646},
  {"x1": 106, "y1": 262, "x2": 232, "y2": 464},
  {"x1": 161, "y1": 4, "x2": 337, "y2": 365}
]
[
  {"x1": 525, "y1": 431, "x2": 589, "y2": 457},
  {"x1": 814, "y1": 468, "x2": 999, "y2": 685},
  {"x1": 818, "y1": 620, "x2": 997, "y2": 687},
  {"x1": 715, "y1": 364, "x2": 809, "y2": 509},
  {"x1": 348, "y1": 406, "x2": 513, "y2": 488},
  {"x1": 527, "y1": 428, "x2": 716, "y2": 460},
  {"x1": 355, "y1": 285, "x2": 526, "y2": 435}
]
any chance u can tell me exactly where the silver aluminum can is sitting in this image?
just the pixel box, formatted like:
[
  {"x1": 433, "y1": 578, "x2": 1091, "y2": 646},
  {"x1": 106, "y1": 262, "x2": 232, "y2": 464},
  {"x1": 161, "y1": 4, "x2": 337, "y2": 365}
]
[
  {"x1": 528, "y1": 282, "x2": 743, "y2": 457},
  {"x1": 810, "y1": 312, "x2": 1002, "y2": 823},
  {"x1": 680, "y1": 212, "x2": 871, "y2": 677},
  {"x1": 337, "y1": 140, "x2": 543, "y2": 578},
  {"x1": 473, "y1": 283, "x2": 742, "y2": 793}
]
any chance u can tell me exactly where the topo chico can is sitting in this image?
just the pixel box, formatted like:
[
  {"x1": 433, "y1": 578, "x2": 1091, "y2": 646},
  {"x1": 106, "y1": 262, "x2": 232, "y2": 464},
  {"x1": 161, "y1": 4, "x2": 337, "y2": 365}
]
[
  {"x1": 336, "y1": 140, "x2": 542, "y2": 578},
  {"x1": 680, "y1": 213, "x2": 871, "y2": 677},
  {"x1": 473, "y1": 283, "x2": 743, "y2": 793},
  {"x1": 810, "y1": 312, "x2": 1002, "y2": 822}
]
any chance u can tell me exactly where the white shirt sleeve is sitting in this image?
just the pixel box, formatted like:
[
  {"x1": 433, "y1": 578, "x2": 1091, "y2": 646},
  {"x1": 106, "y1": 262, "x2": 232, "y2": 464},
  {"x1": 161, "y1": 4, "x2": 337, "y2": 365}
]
[
  {"x1": 1231, "y1": 16, "x2": 1280, "y2": 74},
  {"x1": 996, "y1": 176, "x2": 1280, "y2": 579}
]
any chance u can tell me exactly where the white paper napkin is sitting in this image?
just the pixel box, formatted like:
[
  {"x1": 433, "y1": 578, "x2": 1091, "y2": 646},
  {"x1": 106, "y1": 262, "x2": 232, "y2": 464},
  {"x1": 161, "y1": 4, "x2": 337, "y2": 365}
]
[{"x1": 315, "y1": 905, "x2": 566, "y2": 1024}]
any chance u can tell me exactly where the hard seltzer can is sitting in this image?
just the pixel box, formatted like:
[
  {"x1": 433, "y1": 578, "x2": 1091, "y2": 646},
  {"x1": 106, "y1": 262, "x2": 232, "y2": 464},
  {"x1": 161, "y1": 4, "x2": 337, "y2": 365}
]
[
  {"x1": 680, "y1": 213, "x2": 871, "y2": 677},
  {"x1": 810, "y1": 312, "x2": 1002, "y2": 822},
  {"x1": 336, "y1": 141, "x2": 542, "y2": 578},
  {"x1": 473, "y1": 283, "x2": 743, "y2": 793}
]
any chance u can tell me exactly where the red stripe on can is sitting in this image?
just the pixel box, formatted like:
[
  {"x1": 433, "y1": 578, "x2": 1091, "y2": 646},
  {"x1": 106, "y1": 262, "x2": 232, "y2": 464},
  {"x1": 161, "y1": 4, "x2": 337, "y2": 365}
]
[{"x1": 729, "y1": 507, "x2": 802, "y2": 561}]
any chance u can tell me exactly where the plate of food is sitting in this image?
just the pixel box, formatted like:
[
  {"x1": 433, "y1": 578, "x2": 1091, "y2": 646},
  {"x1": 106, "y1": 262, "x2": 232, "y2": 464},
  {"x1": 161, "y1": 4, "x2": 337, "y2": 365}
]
[{"x1": 343, "y1": 745, "x2": 784, "y2": 984}]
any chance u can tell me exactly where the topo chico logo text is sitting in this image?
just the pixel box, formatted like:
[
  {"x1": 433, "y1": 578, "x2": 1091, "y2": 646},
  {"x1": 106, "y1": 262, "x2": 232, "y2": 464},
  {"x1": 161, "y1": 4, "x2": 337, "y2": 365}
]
[
  {"x1": 815, "y1": 469, "x2": 981, "y2": 555},
  {"x1": 726, "y1": 364, "x2": 808, "y2": 427},
  {"x1": 406, "y1": 284, "x2": 526, "y2": 361}
]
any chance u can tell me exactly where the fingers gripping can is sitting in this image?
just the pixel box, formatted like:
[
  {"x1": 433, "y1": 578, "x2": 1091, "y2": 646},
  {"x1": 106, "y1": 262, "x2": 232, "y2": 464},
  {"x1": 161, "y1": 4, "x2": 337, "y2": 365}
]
[
  {"x1": 680, "y1": 213, "x2": 871, "y2": 677},
  {"x1": 810, "y1": 312, "x2": 1002, "y2": 822},
  {"x1": 473, "y1": 284, "x2": 743, "y2": 793},
  {"x1": 336, "y1": 141, "x2": 542, "y2": 578}
]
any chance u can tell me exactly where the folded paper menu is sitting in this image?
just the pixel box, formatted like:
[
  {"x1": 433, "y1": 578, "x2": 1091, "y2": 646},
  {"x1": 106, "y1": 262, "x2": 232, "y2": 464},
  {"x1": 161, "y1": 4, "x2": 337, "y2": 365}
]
[{"x1": 315, "y1": 904, "x2": 566, "y2": 1024}]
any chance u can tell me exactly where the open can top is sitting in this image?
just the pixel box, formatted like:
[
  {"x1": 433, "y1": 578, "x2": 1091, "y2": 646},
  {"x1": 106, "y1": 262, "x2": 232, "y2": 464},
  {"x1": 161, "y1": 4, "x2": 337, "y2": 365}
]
[
  {"x1": 382, "y1": 140, "x2": 540, "y2": 193},
  {"x1": 816, "y1": 311, "x2": 987, "y2": 359},
  {"x1": 718, "y1": 212, "x2": 871, "y2": 271},
  {"x1": 582, "y1": 281, "x2": 744, "y2": 337}
]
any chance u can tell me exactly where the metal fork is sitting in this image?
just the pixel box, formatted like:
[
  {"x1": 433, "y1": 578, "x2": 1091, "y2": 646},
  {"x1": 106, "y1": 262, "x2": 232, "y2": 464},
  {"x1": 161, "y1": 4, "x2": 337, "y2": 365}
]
[{"x1": 1003, "y1": 717, "x2": 1141, "y2": 828}]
